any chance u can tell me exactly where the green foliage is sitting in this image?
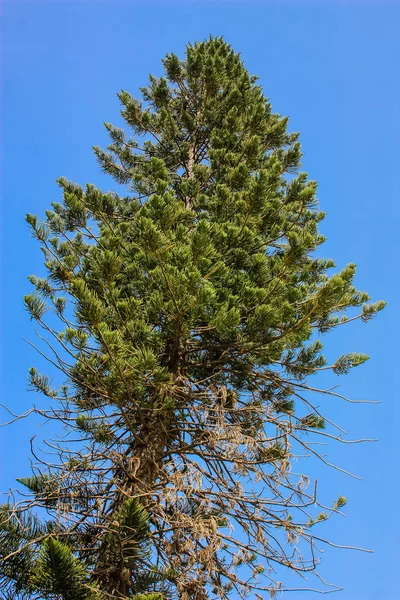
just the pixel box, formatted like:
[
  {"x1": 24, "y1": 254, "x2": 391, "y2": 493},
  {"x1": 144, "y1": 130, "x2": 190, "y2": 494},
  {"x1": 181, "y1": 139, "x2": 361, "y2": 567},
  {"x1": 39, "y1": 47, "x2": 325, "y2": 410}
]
[
  {"x1": 31, "y1": 537, "x2": 98, "y2": 600},
  {"x1": 316, "y1": 512, "x2": 328, "y2": 522},
  {"x1": 0, "y1": 504, "x2": 38, "y2": 598},
  {"x1": 16, "y1": 474, "x2": 59, "y2": 506},
  {"x1": 0, "y1": 501, "x2": 155, "y2": 599},
  {"x1": 300, "y1": 414, "x2": 326, "y2": 430},
  {"x1": 274, "y1": 399, "x2": 295, "y2": 414},
  {"x1": 333, "y1": 352, "x2": 370, "y2": 375},
  {"x1": 334, "y1": 496, "x2": 347, "y2": 509},
  {"x1": 3, "y1": 36, "x2": 384, "y2": 599},
  {"x1": 24, "y1": 292, "x2": 47, "y2": 320},
  {"x1": 95, "y1": 498, "x2": 163, "y2": 596},
  {"x1": 28, "y1": 367, "x2": 58, "y2": 397}
]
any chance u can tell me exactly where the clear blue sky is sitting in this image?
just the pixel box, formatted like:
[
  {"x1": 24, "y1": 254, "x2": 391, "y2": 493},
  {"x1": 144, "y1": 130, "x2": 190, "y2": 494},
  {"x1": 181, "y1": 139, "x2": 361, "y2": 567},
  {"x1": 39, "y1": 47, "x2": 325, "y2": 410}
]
[{"x1": 1, "y1": 1, "x2": 398, "y2": 598}]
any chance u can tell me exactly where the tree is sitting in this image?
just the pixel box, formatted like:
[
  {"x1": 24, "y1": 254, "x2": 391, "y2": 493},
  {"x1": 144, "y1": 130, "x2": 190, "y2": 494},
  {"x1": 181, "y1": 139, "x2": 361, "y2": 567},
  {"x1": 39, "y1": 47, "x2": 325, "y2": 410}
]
[
  {"x1": 1, "y1": 37, "x2": 384, "y2": 599},
  {"x1": 0, "y1": 498, "x2": 162, "y2": 599}
]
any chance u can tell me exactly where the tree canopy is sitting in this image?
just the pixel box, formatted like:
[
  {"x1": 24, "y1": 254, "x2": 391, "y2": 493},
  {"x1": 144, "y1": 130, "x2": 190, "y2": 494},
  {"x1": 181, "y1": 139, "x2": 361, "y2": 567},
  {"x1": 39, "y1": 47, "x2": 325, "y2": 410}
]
[{"x1": 0, "y1": 37, "x2": 384, "y2": 599}]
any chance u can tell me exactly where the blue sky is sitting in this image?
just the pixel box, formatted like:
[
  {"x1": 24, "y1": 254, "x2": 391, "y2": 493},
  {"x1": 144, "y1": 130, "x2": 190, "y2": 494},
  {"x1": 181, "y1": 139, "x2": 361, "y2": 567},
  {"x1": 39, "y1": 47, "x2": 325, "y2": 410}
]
[{"x1": 1, "y1": 1, "x2": 398, "y2": 598}]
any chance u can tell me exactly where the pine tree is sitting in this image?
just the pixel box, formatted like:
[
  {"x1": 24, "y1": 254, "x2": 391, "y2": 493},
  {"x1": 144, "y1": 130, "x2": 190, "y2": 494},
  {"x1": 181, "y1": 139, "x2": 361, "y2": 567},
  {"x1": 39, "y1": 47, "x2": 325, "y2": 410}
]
[
  {"x1": 1, "y1": 37, "x2": 384, "y2": 599},
  {"x1": 0, "y1": 499, "x2": 158, "y2": 599}
]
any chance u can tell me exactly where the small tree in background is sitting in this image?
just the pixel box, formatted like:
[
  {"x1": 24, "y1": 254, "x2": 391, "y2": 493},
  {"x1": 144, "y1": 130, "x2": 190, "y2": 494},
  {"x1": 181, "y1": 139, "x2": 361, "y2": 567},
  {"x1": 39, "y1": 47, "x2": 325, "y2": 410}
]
[{"x1": 0, "y1": 37, "x2": 384, "y2": 599}]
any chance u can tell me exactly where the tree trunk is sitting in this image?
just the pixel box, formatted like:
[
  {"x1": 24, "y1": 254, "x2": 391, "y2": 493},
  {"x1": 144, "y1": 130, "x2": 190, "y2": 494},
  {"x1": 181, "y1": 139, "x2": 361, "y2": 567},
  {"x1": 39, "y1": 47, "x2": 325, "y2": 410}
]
[{"x1": 95, "y1": 409, "x2": 173, "y2": 597}]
